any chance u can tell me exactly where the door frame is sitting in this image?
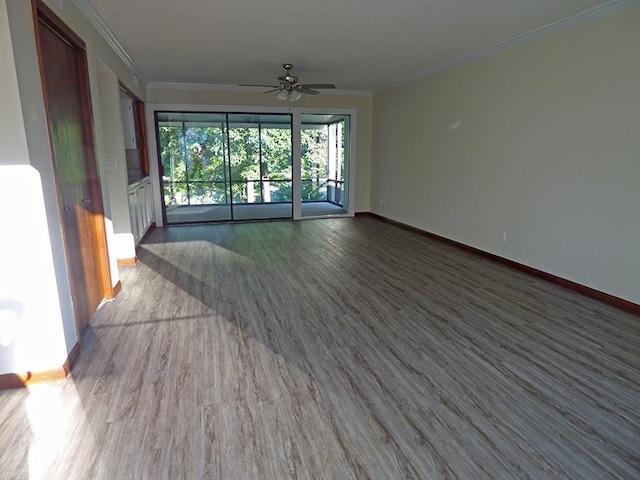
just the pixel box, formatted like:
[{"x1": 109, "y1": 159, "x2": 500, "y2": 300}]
[
  {"x1": 147, "y1": 103, "x2": 357, "y2": 225},
  {"x1": 32, "y1": 0, "x2": 114, "y2": 335}
]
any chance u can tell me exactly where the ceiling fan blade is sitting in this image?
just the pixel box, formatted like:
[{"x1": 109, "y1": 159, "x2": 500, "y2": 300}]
[
  {"x1": 298, "y1": 88, "x2": 320, "y2": 95},
  {"x1": 298, "y1": 84, "x2": 336, "y2": 89},
  {"x1": 238, "y1": 84, "x2": 280, "y2": 88},
  {"x1": 262, "y1": 88, "x2": 283, "y2": 94}
]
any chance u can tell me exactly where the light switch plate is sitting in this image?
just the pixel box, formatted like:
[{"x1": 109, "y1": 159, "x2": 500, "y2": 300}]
[{"x1": 105, "y1": 157, "x2": 118, "y2": 170}]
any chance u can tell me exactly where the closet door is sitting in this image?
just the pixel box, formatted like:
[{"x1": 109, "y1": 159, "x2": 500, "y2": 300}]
[{"x1": 35, "y1": 1, "x2": 112, "y2": 334}]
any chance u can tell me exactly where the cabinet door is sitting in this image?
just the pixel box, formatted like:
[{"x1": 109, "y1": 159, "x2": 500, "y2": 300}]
[
  {"x1": 143, "y1": 178, "x2": 154, "y2": 228},
  {"x1": 121, "y1": 99, "x2": 137, "y2": 149},
  {"x1": 138, "y1": 182, "x2": 148, "y2": 229},
  {"x1": 136, "y1": 188, "x2": 145, "y2": 239},
  {"x1": 129, "y1": 187, "x2": 140, "y2": 243}
]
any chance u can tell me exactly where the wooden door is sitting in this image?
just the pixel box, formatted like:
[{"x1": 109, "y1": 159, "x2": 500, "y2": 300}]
[{"x1": 34, "y1": 2, "x2": 112, "y2": 334}]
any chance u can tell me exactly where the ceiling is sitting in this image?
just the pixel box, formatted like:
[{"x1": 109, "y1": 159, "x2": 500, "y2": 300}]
[{"x1": 84, "y1": 0, "x2": 615, "y2": 93}]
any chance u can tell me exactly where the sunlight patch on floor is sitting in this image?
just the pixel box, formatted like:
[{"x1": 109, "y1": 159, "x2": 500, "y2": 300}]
[{"x1": 26, "y1": 382, "x2": 92, "y2": 480}]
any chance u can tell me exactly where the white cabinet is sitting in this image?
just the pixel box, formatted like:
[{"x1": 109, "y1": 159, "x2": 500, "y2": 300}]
[
  {"x1": 128, "y1": 177, "x2": 154, "y2": 244},
  {"x1": 121, "y1": 98, "x2": 137, "y2": 149}
]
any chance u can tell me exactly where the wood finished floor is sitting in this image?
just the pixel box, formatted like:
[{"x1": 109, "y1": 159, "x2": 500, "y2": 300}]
[{"x1": 1, "y1": 216, "x2": 639, "y2": 479}]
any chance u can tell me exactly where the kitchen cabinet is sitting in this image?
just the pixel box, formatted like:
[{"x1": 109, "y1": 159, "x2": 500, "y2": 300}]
[
  {"x1": 128, "y1": 176, "x2": 154, "y2": 244},
  {"x1": 121, "y1": 98, "x2": 137, "y2": 149}
]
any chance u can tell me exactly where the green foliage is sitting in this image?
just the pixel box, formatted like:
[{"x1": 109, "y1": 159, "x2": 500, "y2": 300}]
[
  {"x1": 158, "y1": 119, "x2": 343, "y2": 205},
  {"x1": 301, "y1": 128, "x2": 328, "y2": 201}
]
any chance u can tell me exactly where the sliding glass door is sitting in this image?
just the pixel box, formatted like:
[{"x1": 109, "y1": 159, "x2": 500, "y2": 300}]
[
  {"x1": 157, "y1": 113, "x2": 231, "y2": 223},
  {"x1": 154, "y1": 110, "x2": 353, "y2": 224},
  {"x1": 227, "y1": 114, "x2": 292, "y2": 221},
  {"x1": 156, "y1": 112, "x2": 292, "y2": 224}
]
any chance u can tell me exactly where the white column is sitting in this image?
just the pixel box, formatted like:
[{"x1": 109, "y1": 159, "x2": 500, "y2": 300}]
[{"x1": 247, "y1": 180, "x2": 255, "y2": 203}]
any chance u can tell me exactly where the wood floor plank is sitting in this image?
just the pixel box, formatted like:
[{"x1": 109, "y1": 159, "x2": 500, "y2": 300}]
[{"x1": 0, "y1": 217, "x2": 638, "y2": 479}]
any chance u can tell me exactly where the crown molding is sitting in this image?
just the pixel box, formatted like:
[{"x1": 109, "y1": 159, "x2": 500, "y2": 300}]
[
  {"x1": 147, "y1": 82, "x2": 372, "y2": 97},
  {"x1": 379, "y1": 0, "x2": 640, "y2": 94},
  {"x1": 71, "y1": 0, "x2": 147, "y2": 85}
]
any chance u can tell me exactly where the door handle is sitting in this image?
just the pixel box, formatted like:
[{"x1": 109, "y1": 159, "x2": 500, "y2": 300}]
[{"x1": 81, "y1": 199, "x2": 91, "y2": 204}]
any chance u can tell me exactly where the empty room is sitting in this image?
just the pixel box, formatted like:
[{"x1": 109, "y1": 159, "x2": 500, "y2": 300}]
[{"x1": 0, "y1": 0, "x2": 638, "y2": 478}]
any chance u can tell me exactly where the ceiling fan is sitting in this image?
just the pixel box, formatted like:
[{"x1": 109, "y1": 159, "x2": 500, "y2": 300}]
[{"x1": 240, "y1": 64, "x2": 336, "y2": 101}]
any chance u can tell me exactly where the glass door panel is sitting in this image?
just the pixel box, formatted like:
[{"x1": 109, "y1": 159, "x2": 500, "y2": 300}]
[
  {"x1": 157, "y1": 112, "x2": 231, "y2": 223},
  {"x1": 227, "y1": 113, "x2": 292, "y2": 220},
  {"x1": 300, "y1": 114, "x2": 349, "y2": 217},
  {"x1": 228, "y1": 124, "x2": 262, "y2": 205},
  {"x1": 261, "y1": 125, "x2": 293, "y2": 203}
]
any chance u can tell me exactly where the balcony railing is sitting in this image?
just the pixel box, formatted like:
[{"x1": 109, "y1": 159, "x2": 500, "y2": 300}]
[{"x1": 163, "y1": 178, "x2": 344, "y2": 207}]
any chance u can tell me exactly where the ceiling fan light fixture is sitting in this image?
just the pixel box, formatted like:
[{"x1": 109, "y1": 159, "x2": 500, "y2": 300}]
[
  {"x1": 241, "y1": 64, "x2": 336, "y2": 99},
  {"x1": 289, "y1": 90, "x2": 302, "y2": 102}
]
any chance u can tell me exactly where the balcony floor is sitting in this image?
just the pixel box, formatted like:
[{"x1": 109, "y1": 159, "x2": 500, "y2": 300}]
[{"x1": 165, "y1": 201, "x2": 346, "y2": 224}]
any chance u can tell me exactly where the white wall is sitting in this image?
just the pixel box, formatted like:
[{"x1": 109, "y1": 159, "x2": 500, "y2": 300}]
[
  {"x1": 0, "y1": 0, "x2": 27, "y2": 167},
  {"x1": 97, "y1": 69, "x2": 137, "y2": 261},
  {"x1": 147, "y1": 88, "x2": 373, "y2": 213},
  {"x1": 371, "y1": 7, "x2": 640, "y2": 304},
  {"x1": 0, "y1": 167, "x2": 70, "y2": 374},
  {"x1": 0, "y1": 0, "x2": 69, "y2": 374}
]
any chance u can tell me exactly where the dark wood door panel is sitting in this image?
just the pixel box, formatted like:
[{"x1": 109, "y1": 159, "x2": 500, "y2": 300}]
[{"x1": 35, "y1": 2, "x2": 111, "y2": 334}]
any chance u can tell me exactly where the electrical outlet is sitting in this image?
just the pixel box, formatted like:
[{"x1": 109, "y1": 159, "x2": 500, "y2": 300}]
[
  {"x1": 500, "y1": 230, "x2": 507, "y2": 244},
  {"x1": 379, "y1": 199, "x2": 384, "y2": 207}
]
